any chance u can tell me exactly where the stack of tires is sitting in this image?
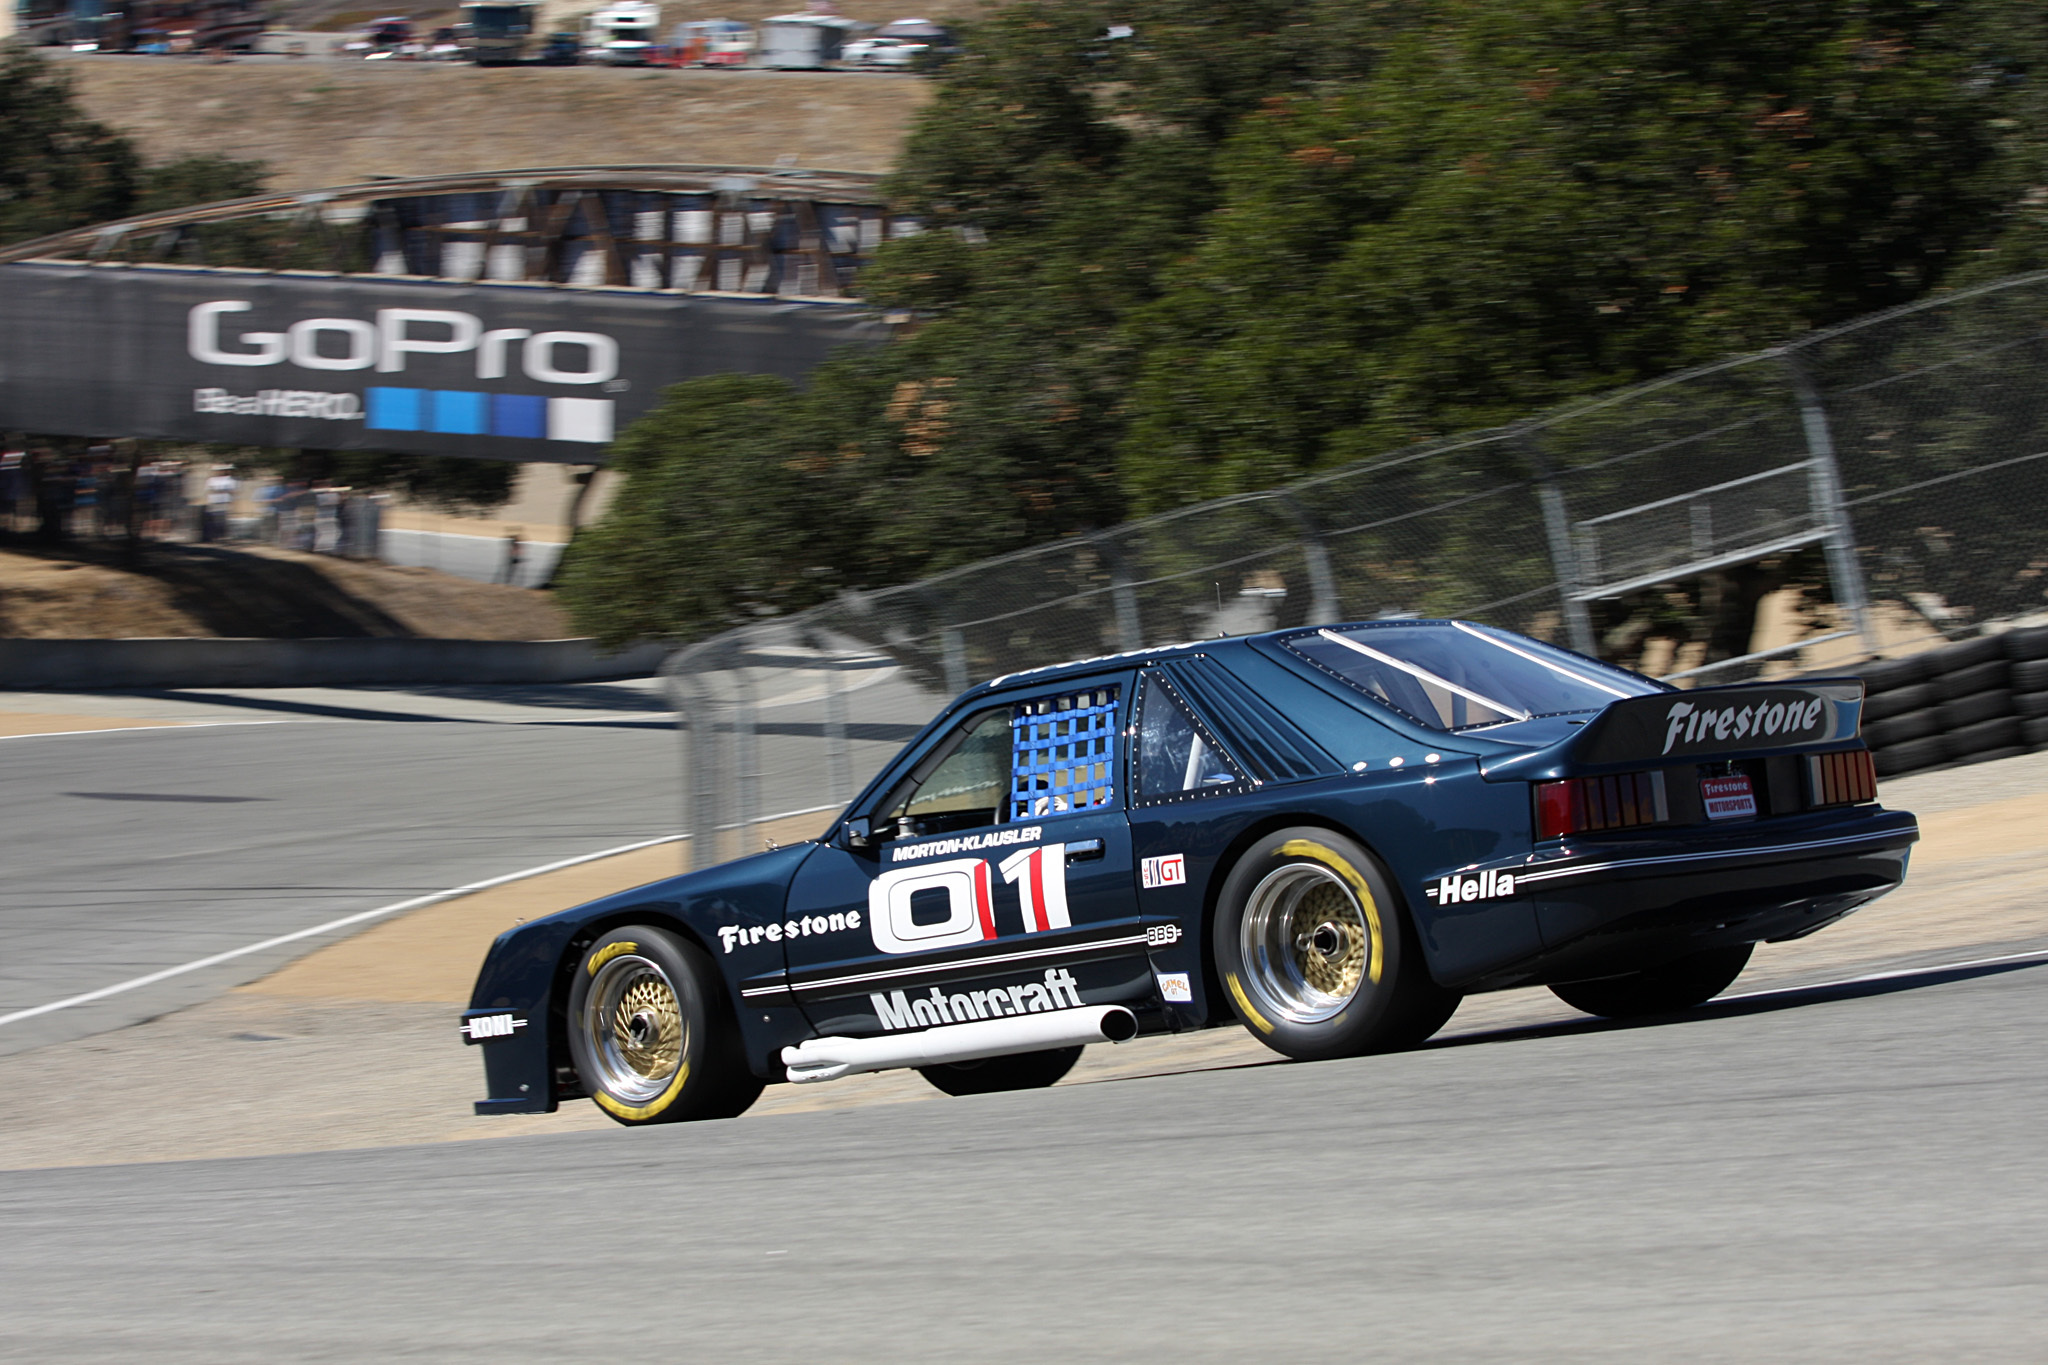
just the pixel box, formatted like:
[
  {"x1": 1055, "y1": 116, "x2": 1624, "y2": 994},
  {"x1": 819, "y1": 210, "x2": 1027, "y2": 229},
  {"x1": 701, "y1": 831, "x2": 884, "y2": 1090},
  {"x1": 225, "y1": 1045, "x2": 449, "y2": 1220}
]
[{"x1": 1823, "y1": 626, "x2": 2048, "y2": 778}]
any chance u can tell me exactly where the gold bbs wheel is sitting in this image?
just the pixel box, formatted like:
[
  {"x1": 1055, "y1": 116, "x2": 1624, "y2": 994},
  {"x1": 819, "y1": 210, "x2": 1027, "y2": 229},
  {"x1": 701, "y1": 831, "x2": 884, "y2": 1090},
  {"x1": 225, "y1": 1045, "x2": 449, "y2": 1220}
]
[
  {"x1": 1237, "y1": 861, "x2": 1375, "y2": 1025},
  {"x1": 1213, "y1": 828, "x2": 1459, "y2": 1062},
  {"x1": 564, "y1": 925, "x2": 766, "y2": 1125},
  {"x1": 585, "y1": 955, "x2": 686, "y2": 1104}
]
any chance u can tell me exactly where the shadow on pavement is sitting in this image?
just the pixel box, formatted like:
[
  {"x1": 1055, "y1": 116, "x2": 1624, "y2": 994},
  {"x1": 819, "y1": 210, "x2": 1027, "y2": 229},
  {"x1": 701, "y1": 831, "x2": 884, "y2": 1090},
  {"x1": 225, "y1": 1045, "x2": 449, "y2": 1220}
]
[{"x1": 1427, "y1": 951, "x2": 2048, "y2": 1053}]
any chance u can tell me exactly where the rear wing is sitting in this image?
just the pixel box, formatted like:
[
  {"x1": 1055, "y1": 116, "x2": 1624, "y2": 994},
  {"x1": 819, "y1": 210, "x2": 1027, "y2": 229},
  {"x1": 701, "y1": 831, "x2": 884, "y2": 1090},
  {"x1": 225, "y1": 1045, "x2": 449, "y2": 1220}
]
[{"x1": 1572, "y1": 679, "x2": 1864, "y2": 766}]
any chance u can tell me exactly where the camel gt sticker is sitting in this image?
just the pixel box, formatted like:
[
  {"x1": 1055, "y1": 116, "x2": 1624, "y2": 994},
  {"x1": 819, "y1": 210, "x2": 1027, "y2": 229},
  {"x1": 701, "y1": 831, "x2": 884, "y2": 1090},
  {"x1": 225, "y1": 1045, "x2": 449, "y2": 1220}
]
[{"x1": 1141, "y1": 853, "x2": 1187, "y2": 889}]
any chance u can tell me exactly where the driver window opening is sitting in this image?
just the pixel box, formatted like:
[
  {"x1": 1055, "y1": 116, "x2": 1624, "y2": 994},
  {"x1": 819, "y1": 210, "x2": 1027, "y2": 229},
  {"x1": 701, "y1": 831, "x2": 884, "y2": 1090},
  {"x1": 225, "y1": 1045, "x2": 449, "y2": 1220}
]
[
  {"x1": 882, "y1": 707, "x2": 1012, "y2": 839},
  {"x1": 880, "y1": 685, "x2": 1122, "y2": 841}
]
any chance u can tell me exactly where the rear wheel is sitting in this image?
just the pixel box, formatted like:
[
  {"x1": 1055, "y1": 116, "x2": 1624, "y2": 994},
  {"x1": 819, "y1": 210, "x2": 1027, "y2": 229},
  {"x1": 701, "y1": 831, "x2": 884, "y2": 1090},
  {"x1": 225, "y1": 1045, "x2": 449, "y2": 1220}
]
[
  {"x1": 916, "y1": 1046, "x2": 1083, "y2": 1096},
  {"x1": 1213, "y1": 827, "x2": 1460, "y2": 1062},
  {"x1": 566, "y1": 926, "x2": 764, "y2": 1125},
  {"x1": 1549, "y1": 943, "x2": 1754, "y2": 1019}
]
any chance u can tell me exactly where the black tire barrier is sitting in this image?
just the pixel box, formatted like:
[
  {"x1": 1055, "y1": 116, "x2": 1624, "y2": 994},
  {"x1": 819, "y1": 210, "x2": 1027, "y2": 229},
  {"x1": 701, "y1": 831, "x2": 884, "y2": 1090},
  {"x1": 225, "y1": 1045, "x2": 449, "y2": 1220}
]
[
  {"x1": 1863, "y1": 681, "x2": 1939, "y2": 724},
  {"x1": 1947, "y1": 713, "x2": 2023, "y2": 760},
  {"x1": 1874, "y1": 733, "x2": 1948, "y2": 777},
  {"x1": 1851, "y1": 654, "x2": 1934, "y2": 693},
  {"x1": 1865, "y1": 707, "x2": 1941, "y2": 749},
  {"x1": 2013, "y1": 658, "x2": 2048, "y2": 692},
  {"x1": 2006, "y1": 626, "x2": 2048, "y2": 662},
  {"x1": 1800, "y1": 625, "x2": 2048, "y2": 780},
  {"x1": 1936, "y1": 689, "x2": 2015, "y2": 730},
  {"x1": 1942, "y1": 634, "x2": 2010, "y2": 670},
  {"x1": 1935, "y1": 657, "x2": 2011, "y2": 701}
]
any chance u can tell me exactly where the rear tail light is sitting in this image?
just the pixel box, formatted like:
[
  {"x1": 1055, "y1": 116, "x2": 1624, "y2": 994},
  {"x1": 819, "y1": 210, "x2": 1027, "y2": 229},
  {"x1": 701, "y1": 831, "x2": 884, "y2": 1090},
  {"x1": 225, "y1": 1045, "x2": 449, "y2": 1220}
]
[
  {"x1": 1806, "y1": 749, "x2": 1877, "y2": 807},
  {"x1": 1535, "y1": 771, "x2": 1669, "y2": 840}
]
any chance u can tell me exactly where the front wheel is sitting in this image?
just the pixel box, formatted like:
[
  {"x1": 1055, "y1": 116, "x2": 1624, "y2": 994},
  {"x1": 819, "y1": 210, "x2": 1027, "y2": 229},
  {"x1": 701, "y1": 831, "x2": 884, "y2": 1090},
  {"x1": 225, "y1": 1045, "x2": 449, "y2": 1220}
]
[
  {"x1": 1213, "y1": 827, "x2": 1460, "y2": 1062},
  {"x1": 566, "y1": 925, "x2": 764, "y2": 1124},
  {"x1": 916, "y1": 1046, "x2": 1082, "y2": 1096},
  {"x1": 1548, "y1": 943, "x2": 1754, "y2": 1019}
]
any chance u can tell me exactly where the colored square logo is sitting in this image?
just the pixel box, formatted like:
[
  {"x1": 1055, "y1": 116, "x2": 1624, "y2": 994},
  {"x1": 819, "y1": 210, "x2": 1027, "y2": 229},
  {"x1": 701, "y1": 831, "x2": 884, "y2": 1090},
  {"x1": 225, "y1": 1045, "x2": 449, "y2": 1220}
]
[
  {"x1": 429, "y1": 390, "x2": 488, "y2": 435},
  {"x1": 548, "y1": 397, "x2": 614, "y2": 444},
  {"x1": 365, "y1": 388, "x2": 425, "y2": 431},
  {"x1": 491, "y1": 394, "x2": 547, "y2": 440}
]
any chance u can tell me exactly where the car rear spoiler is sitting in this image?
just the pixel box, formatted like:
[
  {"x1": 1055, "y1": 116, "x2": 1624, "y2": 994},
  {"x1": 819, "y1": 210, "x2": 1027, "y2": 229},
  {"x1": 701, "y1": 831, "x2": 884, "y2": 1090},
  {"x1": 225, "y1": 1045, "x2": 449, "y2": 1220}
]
[{"x1": 1482, "y1": 678, "x2": 1865, "y2": 780}]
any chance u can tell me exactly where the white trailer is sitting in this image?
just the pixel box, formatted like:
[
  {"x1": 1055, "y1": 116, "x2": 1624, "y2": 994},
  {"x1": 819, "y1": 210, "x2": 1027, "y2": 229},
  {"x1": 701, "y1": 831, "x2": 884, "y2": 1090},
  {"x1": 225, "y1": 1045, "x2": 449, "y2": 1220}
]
[
  {"x1": 582, "y1": 0, "x2": 658, "y2": 64},
  {"x1": 757, "y1": 9, "x2": 861, "y2": 68}
]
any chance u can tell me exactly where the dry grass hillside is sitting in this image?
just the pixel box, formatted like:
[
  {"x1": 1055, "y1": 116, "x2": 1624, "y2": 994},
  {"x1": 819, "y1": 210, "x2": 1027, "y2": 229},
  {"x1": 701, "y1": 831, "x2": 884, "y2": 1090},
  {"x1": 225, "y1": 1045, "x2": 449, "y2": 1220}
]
[
  {"x1": 62, "y1": 59, "x2": 932, "y2": 191},
  {"x1": 0, "y1": 543, "x2": 570, "y2": 639}
]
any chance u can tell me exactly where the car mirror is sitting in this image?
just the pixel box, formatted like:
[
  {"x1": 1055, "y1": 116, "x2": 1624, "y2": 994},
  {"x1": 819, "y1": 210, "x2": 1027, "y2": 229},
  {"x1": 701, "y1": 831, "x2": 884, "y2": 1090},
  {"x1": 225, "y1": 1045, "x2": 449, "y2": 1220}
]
[{"x1": 843, "y1": 816, "x2": 873, "y2": 849}]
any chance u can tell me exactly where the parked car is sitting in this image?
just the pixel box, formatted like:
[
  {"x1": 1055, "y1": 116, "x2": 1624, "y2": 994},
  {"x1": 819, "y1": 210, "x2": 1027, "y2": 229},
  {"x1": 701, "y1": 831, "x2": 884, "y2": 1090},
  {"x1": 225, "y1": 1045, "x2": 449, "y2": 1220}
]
[{"x1": 464, "y1": 618, "x2": 1917, "y2": 1124}]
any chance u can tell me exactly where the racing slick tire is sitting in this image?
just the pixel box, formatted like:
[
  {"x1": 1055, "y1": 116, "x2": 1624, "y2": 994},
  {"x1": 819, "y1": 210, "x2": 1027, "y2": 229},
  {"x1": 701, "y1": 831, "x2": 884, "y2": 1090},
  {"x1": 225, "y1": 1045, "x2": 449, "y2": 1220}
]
[
  {"x1": 1213, "y1": 827, "x2": 1459, "y2": 1063},
  {"x1": 566, "y1": 926, "x2": 763, "y2": 1125},
  {"x1": 917, "y1": 1046, "x2": 1084, "y2": 1096},
  {"x1": 1548, "y1": 943, "x2": 1754, "y2": 1019}
]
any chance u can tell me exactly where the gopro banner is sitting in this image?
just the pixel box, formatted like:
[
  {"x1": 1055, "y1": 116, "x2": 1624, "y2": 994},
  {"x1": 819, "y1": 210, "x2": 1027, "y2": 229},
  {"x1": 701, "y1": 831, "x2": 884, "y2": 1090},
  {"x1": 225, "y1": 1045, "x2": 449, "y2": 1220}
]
[{"x1": 0, "y1": 262, "x2": 884, "y2": 462}]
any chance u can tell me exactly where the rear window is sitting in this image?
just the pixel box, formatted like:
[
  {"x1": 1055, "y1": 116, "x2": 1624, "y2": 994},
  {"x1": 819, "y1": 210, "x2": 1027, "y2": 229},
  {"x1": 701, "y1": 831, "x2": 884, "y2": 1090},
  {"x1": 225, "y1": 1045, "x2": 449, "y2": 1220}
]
[{"x1": 1280, "y1": 621, "x2": 1660, "y2": 732}]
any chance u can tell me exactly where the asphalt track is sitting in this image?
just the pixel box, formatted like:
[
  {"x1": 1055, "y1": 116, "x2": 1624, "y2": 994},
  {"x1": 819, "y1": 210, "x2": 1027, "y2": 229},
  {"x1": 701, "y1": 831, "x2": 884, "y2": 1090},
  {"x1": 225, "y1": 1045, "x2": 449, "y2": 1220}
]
[
  {"x1": 0, "y1": 684, "x2": 687, "y2": 1052},
  {"x1": 3, "y1": 955, "x2": 2044, "y2": 1361}
]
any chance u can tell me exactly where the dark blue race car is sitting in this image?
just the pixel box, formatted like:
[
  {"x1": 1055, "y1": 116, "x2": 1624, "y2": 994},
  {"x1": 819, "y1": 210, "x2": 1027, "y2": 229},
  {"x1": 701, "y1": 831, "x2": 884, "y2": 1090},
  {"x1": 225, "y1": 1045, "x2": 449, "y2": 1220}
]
[{"x1": 464, "y1": 620, "x2": 1918, "y2": 1124}]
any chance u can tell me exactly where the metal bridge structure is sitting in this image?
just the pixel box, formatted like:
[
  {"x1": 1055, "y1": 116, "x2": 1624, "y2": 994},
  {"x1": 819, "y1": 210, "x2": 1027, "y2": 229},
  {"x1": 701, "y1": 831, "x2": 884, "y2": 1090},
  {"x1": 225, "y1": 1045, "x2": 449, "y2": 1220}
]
[{"x1": 0, "y1": 163, "x2": 915, "y2": 297}]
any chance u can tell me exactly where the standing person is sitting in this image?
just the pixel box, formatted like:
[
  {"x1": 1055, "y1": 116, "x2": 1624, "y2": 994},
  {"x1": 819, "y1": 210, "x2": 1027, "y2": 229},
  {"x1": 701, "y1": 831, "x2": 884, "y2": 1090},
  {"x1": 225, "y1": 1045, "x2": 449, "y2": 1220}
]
[
  {"x1": 204, "y1": 465, "x2": 237, "y2": 542},
  {"x1": 314, "y1": 481, "x2": 342, "y2": 554},
  {"x1": 0, "y1": 447, "x2": 23, "y2": 535},
  {"x1": 499, "y1": 529, "x2": 525, "y2": 585}
]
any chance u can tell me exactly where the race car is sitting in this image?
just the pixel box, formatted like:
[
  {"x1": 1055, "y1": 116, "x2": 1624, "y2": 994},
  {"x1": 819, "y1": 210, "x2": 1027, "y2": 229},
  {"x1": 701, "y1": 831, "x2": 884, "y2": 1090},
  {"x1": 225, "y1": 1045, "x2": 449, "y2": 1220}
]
[{"x1": 464, "y1": 619, "x2": 1918, "y2": 1124}]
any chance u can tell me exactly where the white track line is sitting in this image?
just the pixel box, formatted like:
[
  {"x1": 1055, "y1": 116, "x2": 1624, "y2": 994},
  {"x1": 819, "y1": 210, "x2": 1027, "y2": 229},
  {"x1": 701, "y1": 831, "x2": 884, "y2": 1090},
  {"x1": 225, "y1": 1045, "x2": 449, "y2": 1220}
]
[
  {"x1": 0, "y1": 720, "x2": 296, "y2": 742},
  {"x1": 0, "y1": 832, "x2": 684, "y2": 1031}
]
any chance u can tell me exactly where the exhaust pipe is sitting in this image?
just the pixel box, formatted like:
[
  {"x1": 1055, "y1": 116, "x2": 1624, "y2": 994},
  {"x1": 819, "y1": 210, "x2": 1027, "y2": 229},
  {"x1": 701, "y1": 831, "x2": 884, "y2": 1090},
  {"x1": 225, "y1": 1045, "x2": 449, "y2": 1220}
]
[{"x1": 783, "y1": 1004, "x2": 1139, "y2": 1085}]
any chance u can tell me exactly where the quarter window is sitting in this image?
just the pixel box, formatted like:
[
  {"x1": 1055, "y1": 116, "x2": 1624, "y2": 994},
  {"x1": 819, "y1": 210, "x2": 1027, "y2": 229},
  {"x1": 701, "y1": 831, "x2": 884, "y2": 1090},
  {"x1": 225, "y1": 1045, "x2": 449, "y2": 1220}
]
[{"x1": 1134, "y1": 673, "x2": 1244, "y2": 803}]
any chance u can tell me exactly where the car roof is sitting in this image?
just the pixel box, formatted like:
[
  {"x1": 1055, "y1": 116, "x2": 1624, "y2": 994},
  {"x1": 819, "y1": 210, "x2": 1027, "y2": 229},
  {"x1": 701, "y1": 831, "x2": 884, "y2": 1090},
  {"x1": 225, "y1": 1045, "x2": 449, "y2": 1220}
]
[{"x1": 973, "y1": 618, "x2": 1483, "y2": 697}]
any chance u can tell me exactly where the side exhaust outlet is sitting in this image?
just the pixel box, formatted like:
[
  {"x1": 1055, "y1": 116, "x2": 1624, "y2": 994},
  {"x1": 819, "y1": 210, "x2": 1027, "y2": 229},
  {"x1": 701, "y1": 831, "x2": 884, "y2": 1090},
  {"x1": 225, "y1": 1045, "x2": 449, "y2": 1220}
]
[{"x1": 782, "y1": 1004, "x2": 1139, "y2": 1085}]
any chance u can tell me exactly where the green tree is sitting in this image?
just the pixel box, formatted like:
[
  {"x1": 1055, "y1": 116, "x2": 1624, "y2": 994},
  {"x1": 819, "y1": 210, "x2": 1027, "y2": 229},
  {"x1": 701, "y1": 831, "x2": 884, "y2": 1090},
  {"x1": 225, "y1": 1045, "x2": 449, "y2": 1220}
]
[
  {"x1": 1120, "y1": 0, "x2": 2016, "y2": 507},
  {"x1": 0, "y1": 44, "x2": 139, "y2": 245},
  {"x1": 1, "y1": 46, "x2": 270, "y2": 247}
]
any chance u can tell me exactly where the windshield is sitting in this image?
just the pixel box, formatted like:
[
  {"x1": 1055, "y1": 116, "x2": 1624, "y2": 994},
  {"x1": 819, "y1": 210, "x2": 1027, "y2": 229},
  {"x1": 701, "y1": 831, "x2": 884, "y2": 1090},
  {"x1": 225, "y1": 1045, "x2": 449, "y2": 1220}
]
[{"x1": 1280, "y1": 621, "x2": 1661, "y2": 731}]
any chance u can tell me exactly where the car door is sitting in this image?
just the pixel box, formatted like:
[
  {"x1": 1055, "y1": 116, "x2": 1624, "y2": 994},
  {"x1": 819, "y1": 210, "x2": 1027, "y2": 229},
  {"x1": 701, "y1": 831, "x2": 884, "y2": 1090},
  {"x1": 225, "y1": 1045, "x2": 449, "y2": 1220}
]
[{"x1": 777, "y1": 671, "x2": 1154, "y2": 1037}]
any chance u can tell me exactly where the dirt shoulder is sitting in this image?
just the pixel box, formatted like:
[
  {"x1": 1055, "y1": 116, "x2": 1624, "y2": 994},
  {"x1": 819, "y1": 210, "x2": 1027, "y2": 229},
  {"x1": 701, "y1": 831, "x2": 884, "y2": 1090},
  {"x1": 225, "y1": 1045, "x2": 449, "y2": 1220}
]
[
  {"x1": 63, "y1": 60, "x2": 930, "y2": 192},
  {"x1": 0, "y1": 541, "x2": 570, "y2": 639}
]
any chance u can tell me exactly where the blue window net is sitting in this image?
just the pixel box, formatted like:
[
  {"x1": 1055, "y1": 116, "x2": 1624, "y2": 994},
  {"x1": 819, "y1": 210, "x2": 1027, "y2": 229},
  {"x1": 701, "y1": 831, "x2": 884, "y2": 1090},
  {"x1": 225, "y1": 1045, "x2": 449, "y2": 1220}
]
[{"x1": 1009, "y1": 686, "x2": 1120, "y2": 820}]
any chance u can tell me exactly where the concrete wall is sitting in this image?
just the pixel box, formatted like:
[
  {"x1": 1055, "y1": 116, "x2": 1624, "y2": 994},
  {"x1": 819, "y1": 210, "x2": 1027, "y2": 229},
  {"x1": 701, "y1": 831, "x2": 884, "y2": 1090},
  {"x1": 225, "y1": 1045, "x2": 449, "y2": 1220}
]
[{"x1": 0, "y1": 637, "x2": 669, "y2": 690}]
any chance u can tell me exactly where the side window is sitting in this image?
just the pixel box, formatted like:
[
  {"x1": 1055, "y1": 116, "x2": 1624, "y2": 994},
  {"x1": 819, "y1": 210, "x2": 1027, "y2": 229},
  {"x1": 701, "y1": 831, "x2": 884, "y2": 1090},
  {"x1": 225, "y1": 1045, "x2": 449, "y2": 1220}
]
[
  {"x1": 882, "y1": 684, "x2": 1123, "y2": 838},
  {"x1": 1134, "y1": 672, "x2": 1245, "y2": 804},
  {"x1": 1009, "y1": 686, "x2": 1121, "y2": 819},
  {"x1": 885, "y1": 708, "x2": 1012, "y2": 837}
]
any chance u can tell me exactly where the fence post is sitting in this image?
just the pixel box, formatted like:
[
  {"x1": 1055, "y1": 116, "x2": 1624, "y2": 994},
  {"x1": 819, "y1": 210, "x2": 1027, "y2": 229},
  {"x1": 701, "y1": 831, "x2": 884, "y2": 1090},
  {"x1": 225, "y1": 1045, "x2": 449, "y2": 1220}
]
[
  {"x1": 1278, "y1": 494, "x2": 1342, "y2": 625},
  {"x1": 820, "y1": 634, "x2": 852, "y2": 809},
  {"x1": 731, "y1": 636, "x2": 760, "y2": 863},
  {"x1": 939, "y1": 625, "x2": 969, "y2": 695},
  {"x1": 1520, "y1": 431, "x2": 1599, "y2": 657},
  {"x1": 1777, "y1": 349, "x2": 1874, "y2": 654},
  {"x1": 1092, "y1": 534, "x2": 1144, "y2": 650}
]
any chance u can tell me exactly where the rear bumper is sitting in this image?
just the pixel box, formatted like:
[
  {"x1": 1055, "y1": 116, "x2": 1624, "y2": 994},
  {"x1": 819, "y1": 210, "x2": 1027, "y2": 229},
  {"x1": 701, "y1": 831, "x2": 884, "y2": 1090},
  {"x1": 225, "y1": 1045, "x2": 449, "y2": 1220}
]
[{"x1": 1464, "y1": 806, "x2": 1917, "y2": 991}]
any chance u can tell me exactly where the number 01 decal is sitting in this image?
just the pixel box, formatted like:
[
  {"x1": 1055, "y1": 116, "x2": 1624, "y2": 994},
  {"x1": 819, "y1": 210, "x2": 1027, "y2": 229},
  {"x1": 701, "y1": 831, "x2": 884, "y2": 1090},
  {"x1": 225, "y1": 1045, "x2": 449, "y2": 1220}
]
[
  {"x1": 999, "y1": 844, "x2": 1071, "y2": 933},
  {"x1": 867, "y1": 846, "x2": 1070, "y2": 954},
  {"x1": 868, "y1": 858, "x2": 996, "y2": 955}
]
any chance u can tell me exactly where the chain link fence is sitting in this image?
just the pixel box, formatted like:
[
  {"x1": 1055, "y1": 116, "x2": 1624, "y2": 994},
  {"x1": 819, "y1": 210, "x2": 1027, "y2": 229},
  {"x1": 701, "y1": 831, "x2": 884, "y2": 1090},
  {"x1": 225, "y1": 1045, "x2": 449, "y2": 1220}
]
[{"x1": 666, "y1": 270, "x2": 2048, "y2": 866}]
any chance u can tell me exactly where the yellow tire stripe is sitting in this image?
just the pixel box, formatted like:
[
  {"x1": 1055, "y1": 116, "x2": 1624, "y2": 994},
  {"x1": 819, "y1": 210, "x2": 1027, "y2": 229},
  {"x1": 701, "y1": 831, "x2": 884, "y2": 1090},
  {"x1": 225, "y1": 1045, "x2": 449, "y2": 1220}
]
[
  {"x1": 593, "y1": 1060, "x2": 691, "y2": 1122},
  {"x1": 1226, "y1": 972, "x2": 1274, "y2": 1034},
  {"x1": 1276, "y1": 839, "x2": 1384, "y2": 986}
]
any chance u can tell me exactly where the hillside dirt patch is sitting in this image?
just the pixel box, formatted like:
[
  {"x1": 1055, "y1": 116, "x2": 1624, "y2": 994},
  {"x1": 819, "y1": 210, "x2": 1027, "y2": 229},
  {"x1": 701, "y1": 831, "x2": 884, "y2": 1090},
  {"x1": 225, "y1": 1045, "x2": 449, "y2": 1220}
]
[
  {"x1": 61, "y1": 59, "x2": 931, "y2": 192},
  {"x1": 0, "y1": 541, "x2": 570, "y2": 639}
]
